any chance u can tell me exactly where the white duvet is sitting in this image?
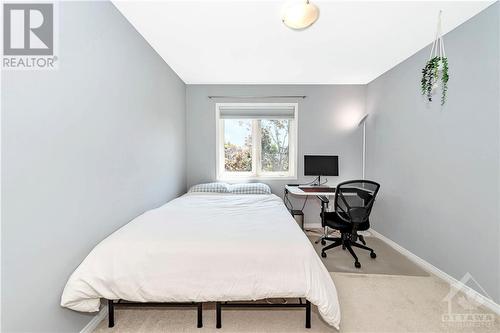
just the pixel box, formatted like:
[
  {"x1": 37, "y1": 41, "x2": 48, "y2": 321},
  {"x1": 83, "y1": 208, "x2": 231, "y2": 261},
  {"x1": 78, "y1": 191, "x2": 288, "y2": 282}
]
[{"x1": 61, "y1": 193, "x2": 341, "y2": 328}]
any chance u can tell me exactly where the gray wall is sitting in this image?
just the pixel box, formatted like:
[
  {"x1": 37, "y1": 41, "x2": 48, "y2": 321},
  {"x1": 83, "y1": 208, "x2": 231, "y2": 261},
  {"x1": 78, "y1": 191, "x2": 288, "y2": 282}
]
[
  {"x1": 365, "y1": 2, "x2": 499, "y2": 303},
  {"x1": 1, "y1": 2, "x2": 186, "y2": 332},
  {"x1": 186, "y1": 85, "x2": 366, "y2": 224}
]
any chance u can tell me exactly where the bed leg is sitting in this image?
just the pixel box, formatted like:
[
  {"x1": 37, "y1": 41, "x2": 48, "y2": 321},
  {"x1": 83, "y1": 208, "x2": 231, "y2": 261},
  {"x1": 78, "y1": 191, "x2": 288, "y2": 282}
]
[
  {"x1": 197, "y1": 303, "x2": 203, "y2": 328},
  {"x1": 216, "y1": 302, "x2": 222, "y2": 329},
  {"x1": 305, "y1": 300, "x2": 311, "y2": 329},
  {"x1": 108, "y1": 300, "x2": 115, "y2": 328}
]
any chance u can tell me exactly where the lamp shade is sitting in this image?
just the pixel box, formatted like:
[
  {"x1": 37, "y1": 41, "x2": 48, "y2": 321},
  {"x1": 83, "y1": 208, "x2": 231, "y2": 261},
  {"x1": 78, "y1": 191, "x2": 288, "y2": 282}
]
[
  {"x1": 357, "y1": 114, "x2": 369, "y2": 127},
  {"x1": 282, "y1": 1, "x2": 319, "y2": 30}
]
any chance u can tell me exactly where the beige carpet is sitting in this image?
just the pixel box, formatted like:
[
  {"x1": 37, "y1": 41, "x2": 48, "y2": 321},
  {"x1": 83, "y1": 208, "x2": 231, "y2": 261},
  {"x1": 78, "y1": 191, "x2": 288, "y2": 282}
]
[
  {"x1": 308, "y1": 236, "x2": 429, "y2": 276},
  {"x1": 93, "y1": 234, "x2": 498, "y2": 332}
]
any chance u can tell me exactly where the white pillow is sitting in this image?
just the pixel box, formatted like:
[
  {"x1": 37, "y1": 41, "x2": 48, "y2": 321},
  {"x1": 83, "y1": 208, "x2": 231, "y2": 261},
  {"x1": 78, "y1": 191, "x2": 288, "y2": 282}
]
[
  {"x1": 188, "y1": 182, "x2": 229, "y2": 193},
  {"x1": 229, "y1": 183, "x2": 271, "y2": 194}
]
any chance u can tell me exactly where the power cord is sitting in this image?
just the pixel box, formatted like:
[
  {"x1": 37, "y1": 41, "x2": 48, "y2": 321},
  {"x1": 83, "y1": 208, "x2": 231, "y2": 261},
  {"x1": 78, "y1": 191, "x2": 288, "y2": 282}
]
[
  {"x1": 301, "y1": 196, "x2": 308, "y2": 211},
  {"x1": 305, "y1": 176, "x2": 329, "y2": 186}
]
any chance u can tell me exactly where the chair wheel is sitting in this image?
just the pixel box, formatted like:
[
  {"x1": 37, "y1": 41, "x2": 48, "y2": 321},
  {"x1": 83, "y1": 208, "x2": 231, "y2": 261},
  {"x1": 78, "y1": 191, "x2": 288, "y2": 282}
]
[
  {"x1": 370, "y1": 252, "x2": 376, "y2": 259},
  {"x1": 354, "y1": 261, "x2": 361, "y2": 268},
  {"x1": 321, "y1": 252, "x2": 327, "y2": 258},
  {"x1": 321, "y1": 240, "x2": 326, "y2": 245}
]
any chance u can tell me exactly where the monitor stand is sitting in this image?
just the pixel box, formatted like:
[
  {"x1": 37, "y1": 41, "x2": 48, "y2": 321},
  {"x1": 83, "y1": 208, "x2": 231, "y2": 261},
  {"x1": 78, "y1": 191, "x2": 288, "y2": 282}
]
[{"x1": 313, "y1": 175, "x2": 322, "y2": 186}]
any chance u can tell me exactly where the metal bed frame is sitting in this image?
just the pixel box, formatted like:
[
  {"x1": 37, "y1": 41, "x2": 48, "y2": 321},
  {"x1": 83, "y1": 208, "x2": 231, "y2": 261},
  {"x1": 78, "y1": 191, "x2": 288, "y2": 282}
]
[
  {"x1": 107, "y1": 300, "x2": 203, "y2": 328},
  {"x1": 215, "y1": 299, "x2": 311, "y2": 329},
  {"x1": 107, "y1": 298, "x2": 312, "y2": 329}
]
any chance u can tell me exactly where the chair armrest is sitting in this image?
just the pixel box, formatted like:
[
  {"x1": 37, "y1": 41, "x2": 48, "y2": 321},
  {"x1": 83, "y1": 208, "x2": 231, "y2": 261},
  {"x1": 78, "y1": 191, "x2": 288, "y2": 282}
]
[
  {"x1": 317, "y1": 195, "x2": 329, "y2": 204},
  {"x1": 317, "y1": 195, "x2": 329, "y2": 228}
]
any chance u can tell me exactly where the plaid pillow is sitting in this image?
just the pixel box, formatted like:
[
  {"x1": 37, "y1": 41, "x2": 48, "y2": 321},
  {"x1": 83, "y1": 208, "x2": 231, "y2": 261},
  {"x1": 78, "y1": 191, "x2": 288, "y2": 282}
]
[
  {"x1": 229, "y1": 183, "x2": 271, "y2": 194},
  {"x1": 188, "y1": 182, "x2": 229, "y2": 193}
]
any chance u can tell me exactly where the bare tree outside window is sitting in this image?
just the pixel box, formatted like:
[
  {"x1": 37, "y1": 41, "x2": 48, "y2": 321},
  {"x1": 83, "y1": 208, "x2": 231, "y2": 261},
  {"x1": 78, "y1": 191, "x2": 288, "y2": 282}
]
[
  {"x1": 224, "y1": 120, "x2": 252, "y2": 172},
  {"x1": 260, "y1": 120, "x2": 289, "y2": 172},
  {"x1": 223, "y1": 119, "x2": 290, "y2": 174},
  {"x1": 217, "y1": 103, "x2": 297, "y2": 179}
]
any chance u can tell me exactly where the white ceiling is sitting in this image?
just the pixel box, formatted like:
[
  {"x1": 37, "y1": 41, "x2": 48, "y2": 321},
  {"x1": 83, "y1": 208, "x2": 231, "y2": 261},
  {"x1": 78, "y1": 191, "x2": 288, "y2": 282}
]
[{"x1": 113, "y1": 0, "x2": 493, "y2": 84}]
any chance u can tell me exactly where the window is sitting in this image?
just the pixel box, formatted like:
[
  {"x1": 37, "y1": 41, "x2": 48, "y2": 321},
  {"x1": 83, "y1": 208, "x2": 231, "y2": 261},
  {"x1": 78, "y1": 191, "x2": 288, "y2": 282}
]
[{"x1": 216, "y1": 103, "x2": 297, "y2": 180}]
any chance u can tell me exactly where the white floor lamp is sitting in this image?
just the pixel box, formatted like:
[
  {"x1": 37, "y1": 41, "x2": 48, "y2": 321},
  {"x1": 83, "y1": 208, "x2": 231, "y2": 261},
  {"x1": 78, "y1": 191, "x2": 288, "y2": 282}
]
[{"x1": 357, "y1": 114, "x2": 369, "y2": 179}]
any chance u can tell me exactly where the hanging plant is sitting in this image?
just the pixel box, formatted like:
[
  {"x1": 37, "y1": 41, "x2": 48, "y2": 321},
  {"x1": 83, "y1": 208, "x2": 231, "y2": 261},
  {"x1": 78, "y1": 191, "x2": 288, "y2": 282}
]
[
  {"x1": 421, "y1": 57, "x2": 448, "y2": 105},
  {"x1": 421, "y1": 11, "x2": 449, "y2": 106}
]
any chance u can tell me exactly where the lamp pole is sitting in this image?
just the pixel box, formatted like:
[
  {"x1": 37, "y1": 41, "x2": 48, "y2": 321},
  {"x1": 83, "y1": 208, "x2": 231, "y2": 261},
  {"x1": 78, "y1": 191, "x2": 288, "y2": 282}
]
[{"x1": 358, "y1": 114, "x2": 369, "y2": 180}]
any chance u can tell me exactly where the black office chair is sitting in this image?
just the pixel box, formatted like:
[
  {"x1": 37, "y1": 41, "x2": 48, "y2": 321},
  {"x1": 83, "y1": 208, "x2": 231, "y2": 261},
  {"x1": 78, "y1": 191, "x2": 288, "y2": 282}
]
[{"x1": 319, "y1": 180, "x2": 380, "y2": 268}]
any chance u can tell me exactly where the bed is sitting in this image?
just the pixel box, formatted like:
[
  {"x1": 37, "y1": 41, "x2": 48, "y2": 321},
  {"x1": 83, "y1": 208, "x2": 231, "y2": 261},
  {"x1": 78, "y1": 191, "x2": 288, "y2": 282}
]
[{"x1": 61, "y1": 184, "x2": 341, "y2": 329}]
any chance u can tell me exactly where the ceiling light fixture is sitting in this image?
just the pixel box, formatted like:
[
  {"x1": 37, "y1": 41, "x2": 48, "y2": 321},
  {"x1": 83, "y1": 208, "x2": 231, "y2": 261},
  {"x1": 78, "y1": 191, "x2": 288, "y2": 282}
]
[{"x1": 282, "y1": 0, "x2": 320, "y2": 30}]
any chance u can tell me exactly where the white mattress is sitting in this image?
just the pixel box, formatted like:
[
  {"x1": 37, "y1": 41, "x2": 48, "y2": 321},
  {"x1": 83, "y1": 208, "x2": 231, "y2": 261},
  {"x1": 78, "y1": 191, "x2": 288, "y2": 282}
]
[{"x1": 61, "y1": 193, "x2": 341, "y2": 328}]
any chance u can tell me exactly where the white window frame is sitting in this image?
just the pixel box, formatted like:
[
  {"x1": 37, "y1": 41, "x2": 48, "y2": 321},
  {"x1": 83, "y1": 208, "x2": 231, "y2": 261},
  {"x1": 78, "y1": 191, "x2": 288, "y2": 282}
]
[{"x1": 216, "y1": 103, "x2": 298, "y2": 181}]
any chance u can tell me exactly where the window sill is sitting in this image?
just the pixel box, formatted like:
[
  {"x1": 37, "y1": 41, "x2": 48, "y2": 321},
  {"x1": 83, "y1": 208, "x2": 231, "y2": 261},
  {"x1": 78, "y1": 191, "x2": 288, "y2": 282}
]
[{"x1": 217, "y1": 176, "x2": 298, "y2": 181}]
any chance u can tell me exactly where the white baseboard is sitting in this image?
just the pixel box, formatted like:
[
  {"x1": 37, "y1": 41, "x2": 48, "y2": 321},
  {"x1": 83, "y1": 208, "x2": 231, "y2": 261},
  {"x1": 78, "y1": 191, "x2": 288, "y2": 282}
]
[
  {"x1": 80, "y1": 306, "x2": 108, "y2": 333},
  {"x1": 369, "y1": 228, "x2": 500, "y2": 315}
]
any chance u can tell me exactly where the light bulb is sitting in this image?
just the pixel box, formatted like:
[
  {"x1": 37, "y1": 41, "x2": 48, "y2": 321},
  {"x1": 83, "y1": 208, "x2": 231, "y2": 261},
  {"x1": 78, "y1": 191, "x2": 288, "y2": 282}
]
[{"x1": 282, "y1": 1, "x2": 319, "y2": 30}]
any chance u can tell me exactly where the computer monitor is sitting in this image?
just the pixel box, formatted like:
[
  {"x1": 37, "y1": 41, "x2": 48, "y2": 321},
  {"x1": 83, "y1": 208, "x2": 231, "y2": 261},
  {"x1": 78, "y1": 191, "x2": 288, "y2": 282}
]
[{"x1": 304, "y1": 155, "x2": 339, "y2": 184}]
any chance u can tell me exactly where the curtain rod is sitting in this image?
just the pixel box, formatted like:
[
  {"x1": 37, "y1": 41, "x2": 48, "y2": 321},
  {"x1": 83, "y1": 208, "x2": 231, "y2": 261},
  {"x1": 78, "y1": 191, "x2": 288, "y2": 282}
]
[{"x1": 208, "y1": 95, "x2": 306, "y2": 99}]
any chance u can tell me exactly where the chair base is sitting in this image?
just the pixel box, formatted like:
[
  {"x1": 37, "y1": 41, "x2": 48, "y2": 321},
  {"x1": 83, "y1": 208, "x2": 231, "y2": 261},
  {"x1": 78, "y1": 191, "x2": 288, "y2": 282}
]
[
  {"x1": 314, "y1": 227, "x2": 338, "y2": 245},
  {"x1": 321, "y1": 234, "x2": 376, "y2": 268}
]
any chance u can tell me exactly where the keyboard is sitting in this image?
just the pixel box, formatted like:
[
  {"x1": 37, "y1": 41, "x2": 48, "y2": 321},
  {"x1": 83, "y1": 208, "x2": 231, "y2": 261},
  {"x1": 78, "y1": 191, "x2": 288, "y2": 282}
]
[{"x1": 298, "y1": 186, "x2": 336, "y2": 193}]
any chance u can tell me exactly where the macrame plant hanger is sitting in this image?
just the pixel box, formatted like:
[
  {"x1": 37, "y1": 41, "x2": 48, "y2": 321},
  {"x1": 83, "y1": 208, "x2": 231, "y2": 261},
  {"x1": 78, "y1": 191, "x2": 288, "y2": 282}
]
[{"x1": 429, "y1": 10, "x2": 446, "y2": 62}]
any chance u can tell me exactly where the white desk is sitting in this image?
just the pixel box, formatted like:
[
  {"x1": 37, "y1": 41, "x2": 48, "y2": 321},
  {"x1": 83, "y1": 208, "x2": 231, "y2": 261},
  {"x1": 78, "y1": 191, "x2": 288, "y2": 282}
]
[
  {"x1": 285, "y1": 184, "x2": 372, "y2": 241},
  {"x1": 285, "y1": 185, "x2": 337, "y2": 197},
  {"x1": 284, "y1": 185, "x2": 336, "y2": 233}
]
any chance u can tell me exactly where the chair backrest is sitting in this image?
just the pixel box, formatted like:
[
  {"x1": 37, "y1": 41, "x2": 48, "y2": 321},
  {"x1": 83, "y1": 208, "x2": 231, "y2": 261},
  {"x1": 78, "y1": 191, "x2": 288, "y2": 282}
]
[{"x1": 334, "y1": 180, "x2": 380, "y2": 225}]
